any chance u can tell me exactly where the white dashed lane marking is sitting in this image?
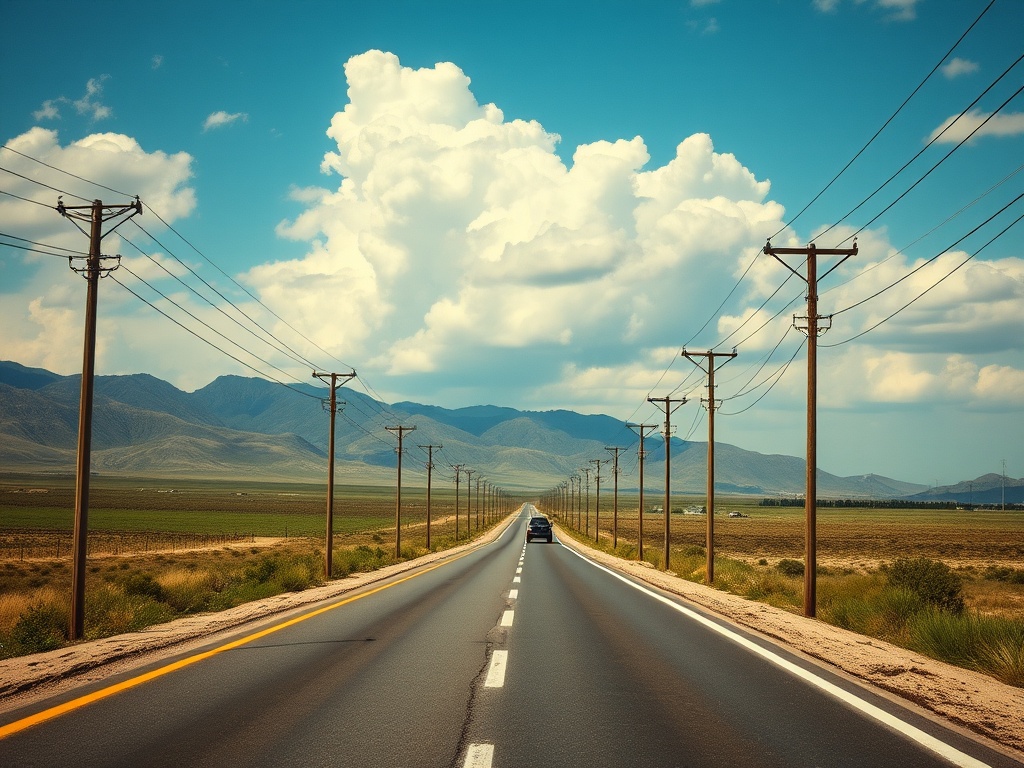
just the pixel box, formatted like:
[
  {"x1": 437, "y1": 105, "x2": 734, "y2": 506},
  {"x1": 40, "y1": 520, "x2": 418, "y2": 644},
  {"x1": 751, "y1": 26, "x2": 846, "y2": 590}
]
[
  {"x1": 508, "y1": 589, "x2": 518, "y2": 599},
  {"x1": 484, "y1": 650, "x2": 508, "y2": 688},
  {"x1": 501, "y1": 610, "x2": 514, "y2": 627},
  {"x1": 463, "y1": 743, "x2": 494, "y2": 768}
]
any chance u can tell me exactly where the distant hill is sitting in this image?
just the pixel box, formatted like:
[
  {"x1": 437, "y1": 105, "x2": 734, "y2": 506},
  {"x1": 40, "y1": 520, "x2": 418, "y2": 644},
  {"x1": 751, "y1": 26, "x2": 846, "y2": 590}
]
[{"x1": 0, "y1": 359, "x2": 979, "y2": 498}]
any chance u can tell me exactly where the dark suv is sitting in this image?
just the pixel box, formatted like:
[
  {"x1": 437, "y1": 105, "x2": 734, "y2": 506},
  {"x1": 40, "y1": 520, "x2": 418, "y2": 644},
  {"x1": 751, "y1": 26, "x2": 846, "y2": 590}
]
[{"x1": 526, "y1": 515, "x2": 553, "y2": 543}]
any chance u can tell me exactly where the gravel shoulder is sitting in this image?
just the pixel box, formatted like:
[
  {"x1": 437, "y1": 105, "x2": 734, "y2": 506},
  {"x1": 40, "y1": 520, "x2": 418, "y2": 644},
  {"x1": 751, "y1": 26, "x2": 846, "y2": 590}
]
[{"x1": 1, "y1": 517, "x2": 1021, "y2": 762}]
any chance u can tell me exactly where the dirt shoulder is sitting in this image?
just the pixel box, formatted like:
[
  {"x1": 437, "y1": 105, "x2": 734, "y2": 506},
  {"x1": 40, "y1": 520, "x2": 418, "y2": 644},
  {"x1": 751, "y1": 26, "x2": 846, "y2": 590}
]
[{"x1": 1, "y1": 517, "x2": 1022, "y2": 762}]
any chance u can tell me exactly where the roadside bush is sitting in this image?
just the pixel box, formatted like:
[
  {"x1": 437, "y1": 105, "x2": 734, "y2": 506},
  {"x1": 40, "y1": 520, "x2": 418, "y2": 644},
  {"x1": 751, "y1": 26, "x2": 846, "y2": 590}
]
[
  {"x1": 276, "y1": 558, "x2": 319, "y2": 592},
  {"x1": 886, "y1": 557, "x2": 964, "y2": 614},
  {"x1": 86, "y1": 583, "x2": 174, "y2": 638},
  {"x1": 334, "y1": 545, "x2": 391, "y2": 577},
  {"x1": 777, "y1": 559, "x2": 805, "y2": 577},
  {"x1": 983, "y1": 566, "x2": 1024, "y2": 585},
  {"x1": 743, "y1": 570, "x2": 802, "y2": 610},
  {"x1": 10, "y1": 601, "x2": 68, "y2": 655},
  {"x1": 244, "y1": 555, "x2": 280, "y2": 584},
  {"x1": 158, "y1": 568, "x2": 221, "y2": 613},
  {"x1": 909, "y1": 610, "x2": 1024, "y2": 687},
  {"x1": 119, "y1": 572, "x2": 165, "y2": 602}
]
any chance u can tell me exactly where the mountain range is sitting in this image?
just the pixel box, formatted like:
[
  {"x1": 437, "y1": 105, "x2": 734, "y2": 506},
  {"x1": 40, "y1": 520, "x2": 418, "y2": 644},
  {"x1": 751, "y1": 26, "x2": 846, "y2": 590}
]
[{"x1": 1, "y1": 360, "x2": 1019, "y2": 501}]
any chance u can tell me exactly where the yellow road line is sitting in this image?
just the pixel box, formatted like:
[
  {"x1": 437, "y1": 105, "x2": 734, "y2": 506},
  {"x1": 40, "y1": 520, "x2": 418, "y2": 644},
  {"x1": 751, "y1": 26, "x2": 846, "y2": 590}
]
[{"x1": 0, "y1": 550, "x2": 475, "y2": 740}]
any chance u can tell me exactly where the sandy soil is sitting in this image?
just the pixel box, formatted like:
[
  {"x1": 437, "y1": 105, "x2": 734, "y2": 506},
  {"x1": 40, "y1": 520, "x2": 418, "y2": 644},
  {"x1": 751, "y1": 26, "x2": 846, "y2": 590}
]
[{"x1": 1, "y1": 518, "x2": 1021, "y2": 763}]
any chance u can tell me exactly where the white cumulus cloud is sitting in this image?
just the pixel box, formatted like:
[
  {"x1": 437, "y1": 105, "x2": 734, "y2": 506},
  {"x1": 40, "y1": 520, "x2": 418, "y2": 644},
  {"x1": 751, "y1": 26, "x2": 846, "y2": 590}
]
[
  {"x1": 203, "y1": 111, "x2": 249, "y2": 132},
  {"x1": 255, "y1": 51, "x2": 782, "y2": 403},
  {"x1": 928, "y1": 110, "x2": 1024, "y2": 144},
  {"x1": 941, "y1": 57, "x2": 979, "y2": 79}
]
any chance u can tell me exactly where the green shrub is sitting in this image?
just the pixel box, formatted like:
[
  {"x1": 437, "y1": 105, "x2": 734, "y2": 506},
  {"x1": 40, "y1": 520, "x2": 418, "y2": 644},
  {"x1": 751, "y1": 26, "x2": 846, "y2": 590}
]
[
  {"x1": 86, "y1": 583, "x2": 174, "y2": 638},
  {"x1": 244, "y1": 555, "x2": 279, "y2": 584},
  {"x1": 777, "y1": 559, "x2": 805, "y2": 577},
  {"x1": 120, "y1": 573, "x2": 164, "y2": 602},
  {"x1": 908, "y1": 610, "x2": 1024, "y2": 686},
  {"x1": 11, "y1": 602, "x2": 68, "y2": 654},
  {"x1": 983, "y1": 566, "x2": 1024, "y2": 584},
  {"x1": 334, "y1": 545, "x2": 392, "y2": 577},
  {"x1": 886, "y1": 557, "x2": 964, "y2": 613}
]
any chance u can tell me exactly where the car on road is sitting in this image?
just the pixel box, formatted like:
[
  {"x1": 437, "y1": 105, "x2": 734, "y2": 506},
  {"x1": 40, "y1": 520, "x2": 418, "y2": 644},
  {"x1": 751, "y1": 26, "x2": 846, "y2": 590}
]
[{"x1": 526, "y1": 515, "x2": 553, "y2": 543}]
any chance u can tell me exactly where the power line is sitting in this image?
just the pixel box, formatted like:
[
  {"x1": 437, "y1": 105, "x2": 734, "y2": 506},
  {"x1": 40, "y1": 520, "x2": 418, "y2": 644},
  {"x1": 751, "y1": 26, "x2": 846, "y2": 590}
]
[
  {"x1": 820, "y1": 161, "x2": 1024, "y2": 300},
  {"x1": 0, "y1": 165, "x2": 89, "y2": 202},
  {"x1": 829, "y1": 190, "x2": 1024, "y2": 321},
  {"x1": 129, "y1": 220, "x2": 325, "y2": 370},
  {"x1": 822, "y1": 207, "x2": 1024, "y2": 348},
  {"x1": 1, "y1": 144, "x2": 136, "y2": 198},
  {"x1": 110, "y1": 270, "x2": 322, "y2": 401},
  {"x1": 719, "y1": 338, "x2": 806, "y2": 417},
  {"x1": 770, "y1": 0, "x2": 997, "y2": 240},
  {"x1": 821, "y1": 55, "x2": 1024, "y2": 246}
]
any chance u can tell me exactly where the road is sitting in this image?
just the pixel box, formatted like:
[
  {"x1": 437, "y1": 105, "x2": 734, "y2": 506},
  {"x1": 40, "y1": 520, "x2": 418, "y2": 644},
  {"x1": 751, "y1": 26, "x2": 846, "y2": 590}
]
[{"x1": 0, "y1": 505, "x2": 1017, "y2": 767}]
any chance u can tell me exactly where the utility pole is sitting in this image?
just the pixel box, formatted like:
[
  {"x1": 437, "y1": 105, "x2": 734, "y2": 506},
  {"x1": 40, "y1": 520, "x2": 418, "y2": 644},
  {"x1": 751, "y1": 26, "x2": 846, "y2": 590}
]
[
  {"x1": 579, "y1": 467, "x2": 592, "y2": 536},
  {"x1": 453, "y1": 465, "x2": 465, "y2": 541},
  {"x1": 605, "y1": 447, "x2": 623, "y2": 548},
  {"x1": 313, "y1": 371, "x2": 356, "y2": 579},
  {"x1": 682, "y1": 349, "x2": 737, "y2": 583},
  {"x1": 764, "y1": 239, "x2": 857, "y2": 617},
  {"x1": 418, "y1": 444, "x2": 441, "y2": 550},
  {"x1": 464, "y1": 469, "x2": 475, "y2": 536},
  {"x1": 648, "y1": 396, "x2": 687, "y2": 571},
  {"x1": 475, "y1": 475, "x2": 482, "y2": 530},
  {"x1": 386, "y1": 425, "x2": 416, "y2": 559},
  {"x1": 627, "y1": 423, "x2": 658, "y2": 562},
  {"x1": 590, "y1": 459, "x2": 605, "y2": 543},
  {"x1": 569, "y1": 474, "x2": 578, "y2": 529},
  {"x1": 58, "y1": 196, "x2": 141, "y2": 640}
]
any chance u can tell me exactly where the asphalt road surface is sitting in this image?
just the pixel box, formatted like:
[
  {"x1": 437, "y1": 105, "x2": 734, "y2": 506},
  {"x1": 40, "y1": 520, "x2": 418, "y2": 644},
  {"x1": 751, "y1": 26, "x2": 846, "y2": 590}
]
[{"x1": 0, "y1": 505, "x2": 1017, "y2": 767}]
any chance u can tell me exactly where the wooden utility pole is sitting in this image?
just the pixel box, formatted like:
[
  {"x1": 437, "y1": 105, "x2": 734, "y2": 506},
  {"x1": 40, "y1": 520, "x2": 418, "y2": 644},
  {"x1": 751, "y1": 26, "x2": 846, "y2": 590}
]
[
  {"x1": 682, "y1": 349, "x2": 737, "y2": 583},
  {"x1": 647, "y1": 396, "x2": 687, "y2": 571},
  {"x1": 453, "y1": 465, "x2": 465, "y2": 541},
  {"x1": 626, "y1": 423, "x2": 658, "y2": 561},
  {"x1": 464, "y1": 469, "x2": 475, "y2": 536},
  {"x1": 418, "y1": 444, "x2": 441, "y2": 550},
  {"x1": 313, "y1": 371, "x2": 356, "y2": 579},
  {"x1": 590, "y1": 459, "x2": 605, "y2": 543},
  {"x1": 475, "y1": 479, "x2": 483, "y2": 532},
  {"x1": 764, "y1": 239, "x2": 857, "y2": 617},
  {"x1": 58, "y1": 196, "x2": 141, "y2": 640},
  {"x1": 579, "y1": 467, "x2": 592, "y2": 536},
  {"x1": 386, "y1": 425, "x2": 416, "y2": 558},
  {"x1": 605, "y1": 447, "x2": 623, "y2": 548}
]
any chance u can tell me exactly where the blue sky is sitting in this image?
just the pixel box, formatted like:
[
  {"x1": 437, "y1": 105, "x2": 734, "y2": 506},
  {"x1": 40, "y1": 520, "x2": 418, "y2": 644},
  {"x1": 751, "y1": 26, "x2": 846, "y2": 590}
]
[{"x1": 1, "y1": 0, "x2": 1021, "y2": 487}]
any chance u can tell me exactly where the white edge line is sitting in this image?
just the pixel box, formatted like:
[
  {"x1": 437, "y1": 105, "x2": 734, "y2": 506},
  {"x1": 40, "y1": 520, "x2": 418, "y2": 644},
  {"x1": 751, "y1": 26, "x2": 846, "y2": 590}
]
[{"x1": 561, "y1": 544, "x2": 992, "y2": 768}]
